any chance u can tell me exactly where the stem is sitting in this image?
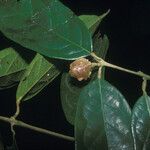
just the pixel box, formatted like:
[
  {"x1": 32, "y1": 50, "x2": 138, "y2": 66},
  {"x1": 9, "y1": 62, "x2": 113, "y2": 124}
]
[
  {"x1": 103, "y1": 61, "x2": 150, "y2": 79},
  {"x1": 91, "y1": 52, "x2": 103, "y2": 62},
  {"x1": 13, "y1": 101, "x2": 21, "y2": 119},
  {"x1": 91, "y1": 52, "x2": 150, "y2": 80},
  {"x1": 10, "y1": 101, "x2": 21, "y2": 142},
  {"x1": 98, "y1": 67, "x2": 102, "y2": 79},
  {"x1": 0, "y1": 116, "x2": 74, "y2": 142},
  {"x1": 142, "y1": 78, "x2": 147, "y2": 95}
]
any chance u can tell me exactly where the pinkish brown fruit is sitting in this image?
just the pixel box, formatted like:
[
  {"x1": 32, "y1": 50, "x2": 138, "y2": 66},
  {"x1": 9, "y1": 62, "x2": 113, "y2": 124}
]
[{"x1": 69, "y1": 58, "x2": 92, "y2": 81}]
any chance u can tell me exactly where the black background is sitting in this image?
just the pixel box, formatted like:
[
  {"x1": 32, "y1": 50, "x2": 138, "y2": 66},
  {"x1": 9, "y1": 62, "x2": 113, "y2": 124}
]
[{"x1": 0, "y1": 0, "x2": 150, "y2": 149}]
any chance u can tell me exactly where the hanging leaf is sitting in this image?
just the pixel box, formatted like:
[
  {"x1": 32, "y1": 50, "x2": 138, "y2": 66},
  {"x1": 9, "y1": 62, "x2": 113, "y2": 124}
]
[
  {"x1": 0, "y1": 0, "x2": 92, "y2": 60},
  {"x1": 16, "y1": 53, "x2": 60, "y2": 102},
  {"x1": 75, "y1": 79, "x2": 133, "y2": 150},
  {"x1": 6, "y1": 137, "x2": 18, "y2": 150},
  {"x1": 0, "y1": 47, "x2": 28, "y2": 89},
  {"x1": 60, "y1": 35, "x2": 109, "y2": 125},
  {"x1": 131, "y1": 94, "x2": 150, "y2": 150},
  {"x1": 60, "y1": 73, "x2": 89, "y2": 125},
  {"x1": 79, "y1": 10, "x2": 110, "y2": 35}
]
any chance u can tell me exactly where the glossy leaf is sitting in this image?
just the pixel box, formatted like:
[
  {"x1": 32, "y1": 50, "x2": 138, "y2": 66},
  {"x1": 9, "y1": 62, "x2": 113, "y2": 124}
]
[
  {"x1": 79, "y1": 10, "x2": 110, "y2": 34},
  {"x1": 131, "y1": 94, "x2": 150, "y2": 150},
  {"x1": 0, "y1": 47, "x2": 28, "y2": 89},
  {"x1": 0, "y1": 0, "x2": 92, "y2": 60},
  {"x1": 60, "y1": 34, "x2": 109, "y2": 125},
  {"x1": 75, "y1": 79, "x2": 133, "y2": 150},
  {"x1": 16, "y1": 53, "x2": 60, "y2": 101}
]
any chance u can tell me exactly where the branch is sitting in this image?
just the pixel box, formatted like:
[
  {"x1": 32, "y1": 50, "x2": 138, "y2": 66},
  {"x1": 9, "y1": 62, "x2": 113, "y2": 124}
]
[
  {"x1": 91, "y1": 52, "x2": 150, "y2": 80},
  {"x1": 0, "y1": 116, "x2": 75, "y2": 142}
]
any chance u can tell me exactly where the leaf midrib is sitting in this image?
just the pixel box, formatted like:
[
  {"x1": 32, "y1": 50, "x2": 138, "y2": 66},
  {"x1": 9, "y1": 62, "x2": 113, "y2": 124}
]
[
  {"x1": 1, "y1": 1, "x2": 91, "y2": 58},
  {"x1": 98, "y1": 79, "x2": 108, "y2": 148},
  {"x1": 17, "y1": 60, "x2": 57, "y2": 101}
]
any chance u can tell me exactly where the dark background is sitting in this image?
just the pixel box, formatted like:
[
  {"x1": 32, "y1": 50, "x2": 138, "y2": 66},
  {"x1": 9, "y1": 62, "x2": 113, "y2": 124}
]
[{"x1": 0, "y1": 0, "x2": 150, "y2": 149}]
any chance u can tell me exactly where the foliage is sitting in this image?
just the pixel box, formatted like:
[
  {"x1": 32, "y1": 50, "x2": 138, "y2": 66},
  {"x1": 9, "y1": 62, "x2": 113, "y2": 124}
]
[
  {"x1": 75, "y1": 79, "x2": 133, "y2": 150},
  {"x1": 0, "y1": 0, "x2": 92, "y2": 60},
  {"x1": 0, "y1": 0, "x2": 149, "y2": 150},
  {"x1": 131, "y1": 94, "x2": 150, "y2": 150}
]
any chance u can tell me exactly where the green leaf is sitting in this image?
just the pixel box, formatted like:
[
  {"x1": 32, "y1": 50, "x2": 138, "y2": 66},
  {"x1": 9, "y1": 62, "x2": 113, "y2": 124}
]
[
  {"x1": 92, "y1": 34, "x2": 109, "y2": 79},
  {"x1": 131, "y1": 94, "x2": 150, "y2": 150},
  {"x1": 0, "y1": 47, "x2": 28, "y2": 89},
  {"x1": 79, "y1": 10, "x2": 110, "y2": 34},
  {"x1": 16, "y1": 53, "x2": 60, "y2": 101},
  {"x1": 0, "y1": 0, "x2": 92, "y2": 60},
  {"x1": 60, "y1": 73, "x2": 88, "y2": 125},
  {"x1": 75, "y1": 79, "x2": 133, "y2": 150},
  {"x1": 60, "y1": 34, "x2": 109, "y2": 125},
  {"x1": 93, "y1": 34, "x2": 109, "y2": 59}
]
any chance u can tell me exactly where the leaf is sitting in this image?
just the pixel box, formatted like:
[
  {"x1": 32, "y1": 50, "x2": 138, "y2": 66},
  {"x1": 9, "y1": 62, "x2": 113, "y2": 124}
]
[
  {"x1": 60, "y1": 73, "x2": 88, "y2": 125},
  {"x1": 92, "y1": 34, "x2": 109, "y2": 79},
  {"x1": 131, "y1": 94, "x2": 150, "y2": 150},
  {"x1": 6, "y1": 137, "x2": 18, "y2": 150},
  {"x1": 0, "y1": 0, "x2": 92, "y2": 60},
  {"x1": 16, "y1": 53, "x2": 60, "y2": 101},
  {"x1": 75, "y1": 79, "x2": 133, "y2": 150},
  {"x1": 60, "y1": 34, "x2": 109, "y2": 125},
  {"x1": 79, "y1": 10, "x2": 110, "y2": 34},
  {"x1": 0, "y1": 47, "x2": 28, "y2": 89},
  {"x1": 93, "y1": 34, "x2": 109, "y2": 59}
]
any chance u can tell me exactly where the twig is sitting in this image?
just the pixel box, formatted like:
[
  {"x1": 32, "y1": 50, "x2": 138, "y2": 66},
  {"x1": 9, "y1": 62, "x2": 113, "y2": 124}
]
[
  {"x1": 91, "y1": 52, "x2": 150, "y2": 80},
  {"x1": 0, "y1": 116, "x2": 75, "y2": 142}
]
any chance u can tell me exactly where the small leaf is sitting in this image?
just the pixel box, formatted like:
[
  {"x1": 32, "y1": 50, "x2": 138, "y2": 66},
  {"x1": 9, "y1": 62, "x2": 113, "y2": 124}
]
[
  {"x1": 0, "y1": 47, "x2": 28, "y2": 89},
  {"x1": 131, "y1": 94, "x2": 150, "y2": 150},
  {"x1": 93, "y1": 34, "x2": 109, "y2": 59},
  {"x1": 92, "y1": 34, "x2": 109, "y2": 79},
  {"x1": 79, "y1": 10, "x2": 110, "y2": 34},
  {"x1": 0, "y1": 0, "x2": 92, "y2": 60},
  {"x1": 16, "y1": 53, "x2": 60, "y2": 101},
  {"x1": 75, "y1": 79, "x2": 133, "y2": 150}
]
